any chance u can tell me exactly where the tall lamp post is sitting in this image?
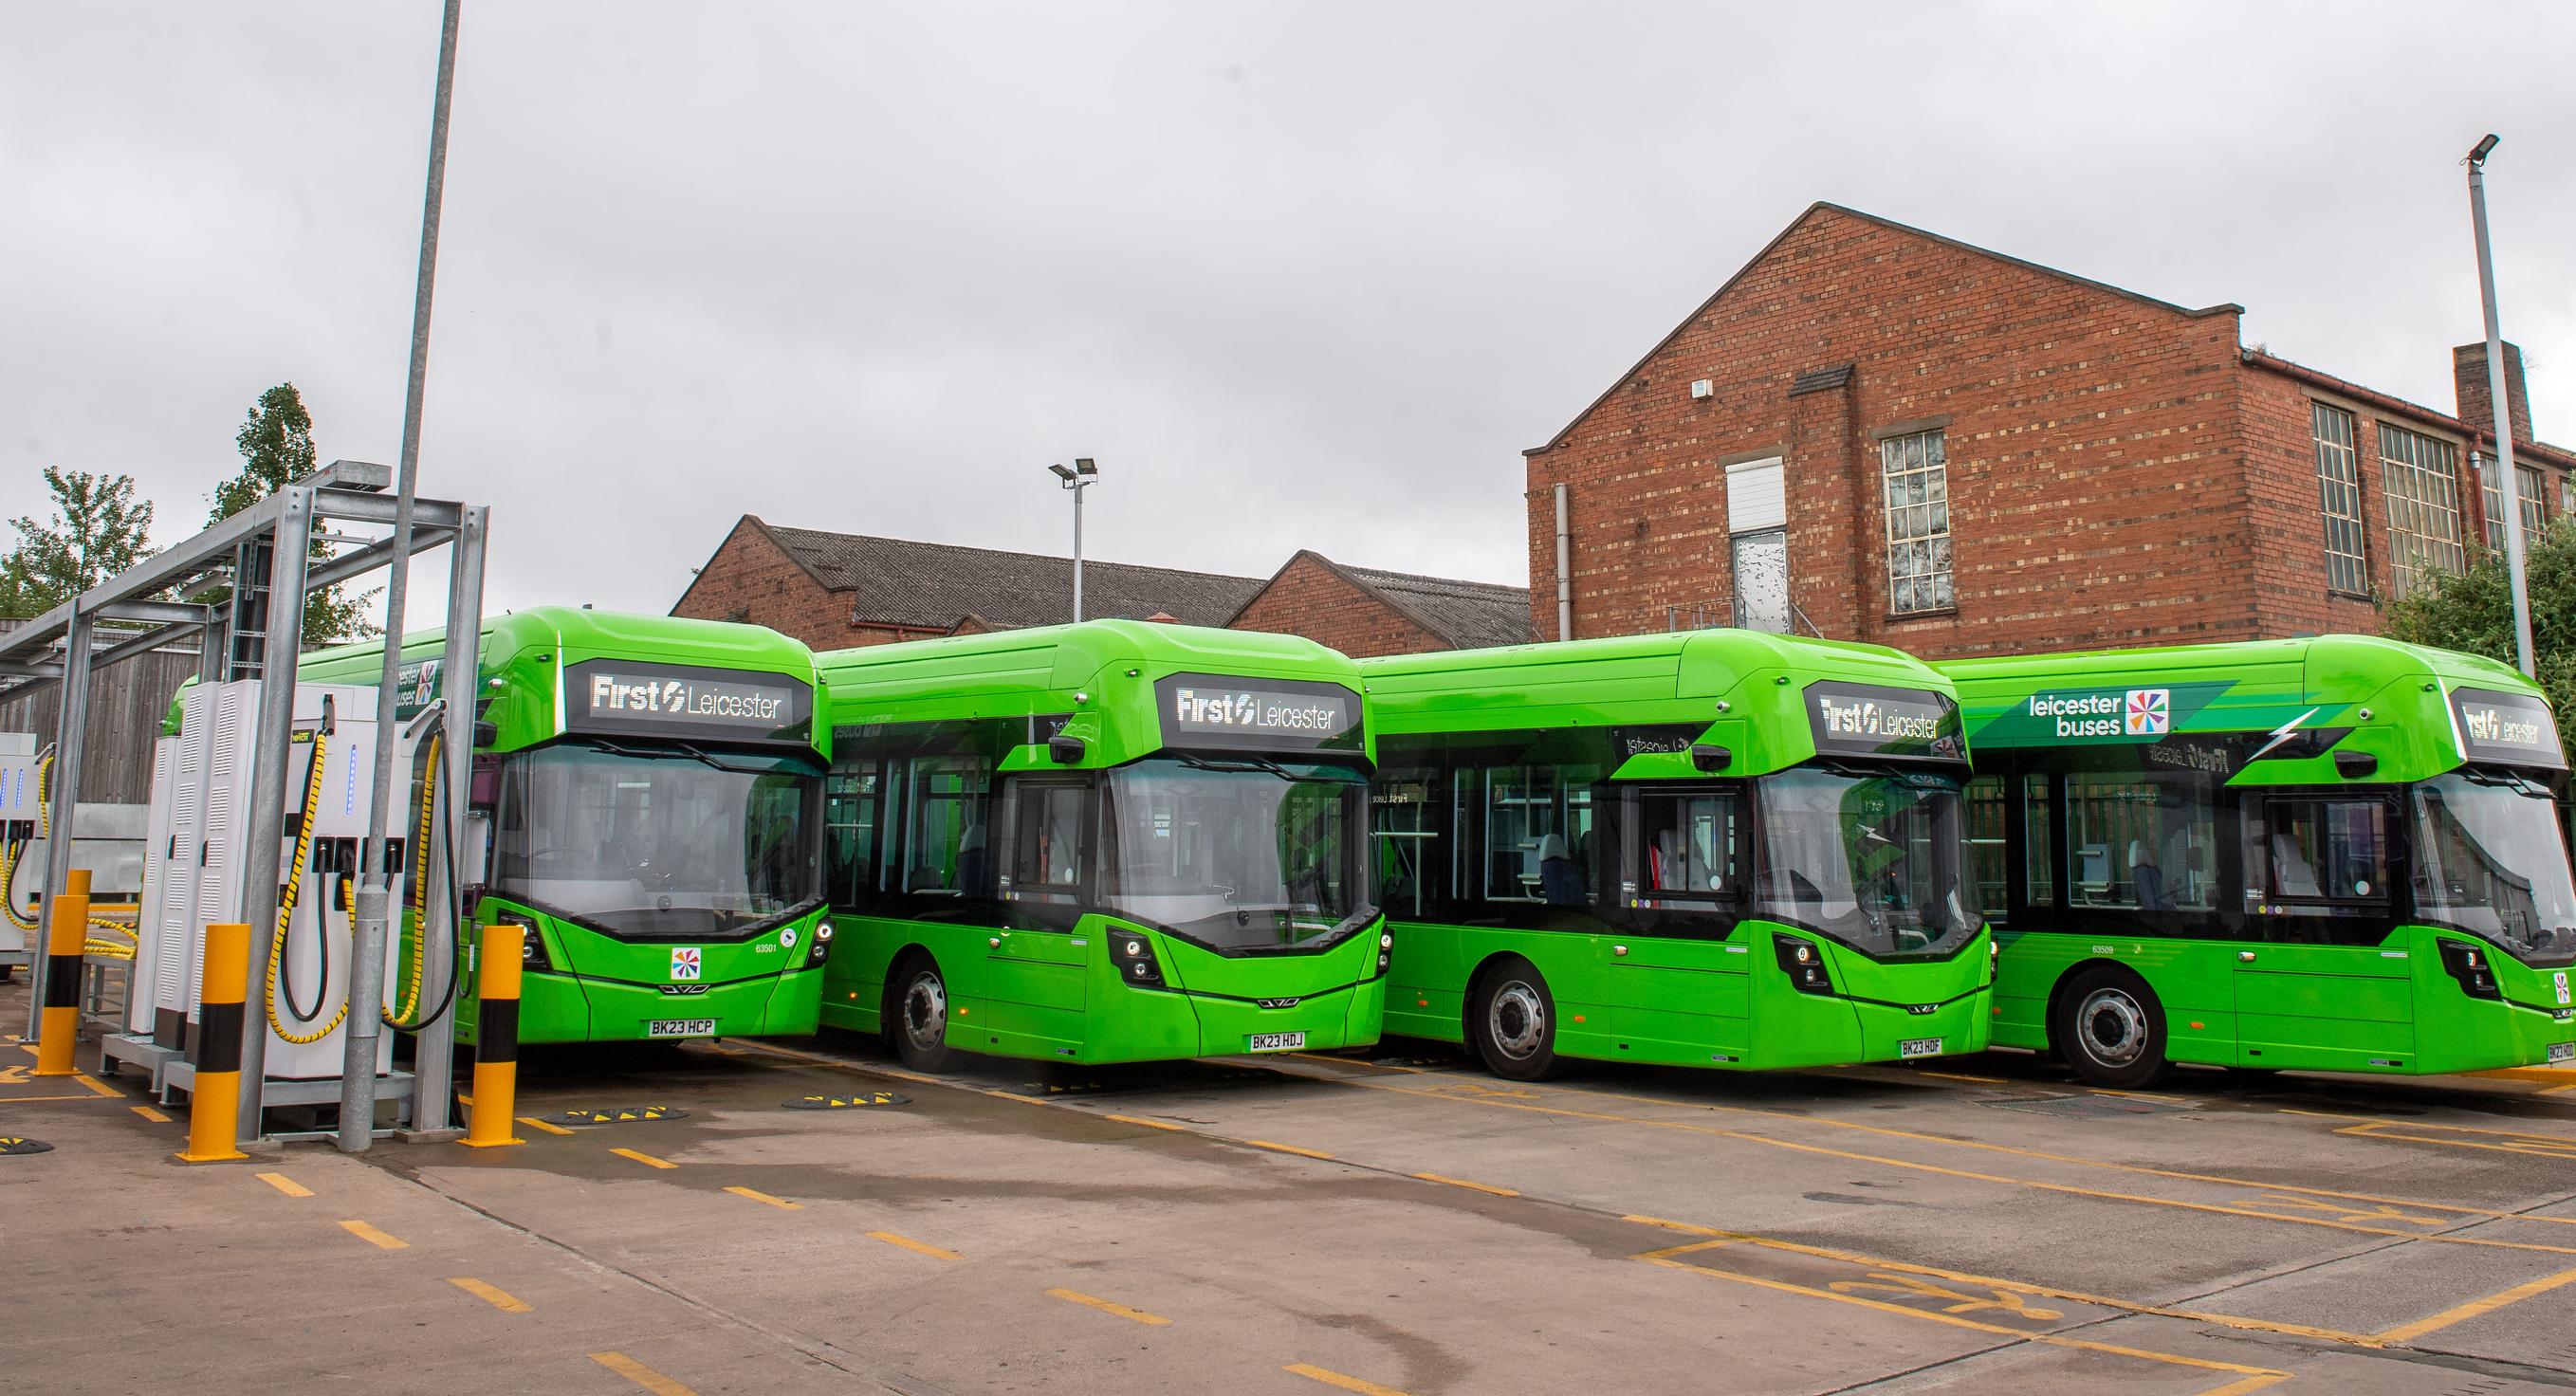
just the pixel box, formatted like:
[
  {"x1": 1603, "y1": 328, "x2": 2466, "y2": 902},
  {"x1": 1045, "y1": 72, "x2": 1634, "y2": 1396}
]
[
  {"x1": 2467, "y1": 132, "x2": 2535, "y2": 678},
  {"x1": 1048, "y1": 457, "x2": 1099, "y2": 622}
]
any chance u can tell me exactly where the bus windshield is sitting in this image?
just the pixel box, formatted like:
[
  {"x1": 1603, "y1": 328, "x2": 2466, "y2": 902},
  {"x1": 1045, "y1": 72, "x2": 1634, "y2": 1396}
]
[
  {"x1": 1757, "y1": 765, "x2": 1979, "y2": 957},
  {"x1": 492, "y1": 742, "x2": 823, "y2": 939},
  {"x1": 2413, "y1": 771, "x2": 2576, "y2": 963},
  {"x1": 1097, "y1": 757, "x2": 1372, "y2": 952}
]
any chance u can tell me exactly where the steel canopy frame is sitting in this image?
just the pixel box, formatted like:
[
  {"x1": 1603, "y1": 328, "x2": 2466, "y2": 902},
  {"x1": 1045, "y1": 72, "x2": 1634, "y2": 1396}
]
[{"x1": 9, "y1": 459, "x2": 486, "y2": 1147}]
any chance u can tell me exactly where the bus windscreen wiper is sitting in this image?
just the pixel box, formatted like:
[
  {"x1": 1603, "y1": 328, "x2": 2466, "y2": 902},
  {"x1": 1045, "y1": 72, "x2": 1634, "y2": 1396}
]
[{"x1": 1176, "y1": 753, "x2": 1344, "y2": 783}]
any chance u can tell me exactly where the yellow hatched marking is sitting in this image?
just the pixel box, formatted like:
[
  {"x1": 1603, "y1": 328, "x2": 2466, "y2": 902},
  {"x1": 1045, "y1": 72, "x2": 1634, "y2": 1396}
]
[
  {"x1": 2335, "y1": 1119, "x2": 2576, "y2": 1161},
  {"x1": 867, "y1": 1229, "x2": 961, "y2": 1260},
  {"x1": 338, "y1": 1219, "x2": 406, "y2": 1250},
  {"x1": 1046, "y1": 1287, "x2": 1170, "y2": 1324},
  {"x1": 2194, "y1": 1378, "x2": 2291, "y2": 1396},
  {"x1": 517, "y1": 1115, "x2": 575, "y2": 1136},
  {"x1": 130, "y1": 1104, "x2": 170, "y2": 1123},
  {"x1": 1622, "y1": 1216, "x2": 2380, "y2": 1348},
  {"x1": 610, "y1": 1147, "x2": 676, "y2": 1170},
  {"x1": 1285, "y1": 1363, "x2": 1409, "y2": 1396},
  {"x1": 1248, "y1": 1139, "x2": 1334, "y2": 1160},
  {"x1": 1104, "y1": 1112, "x2": 1185, "y2": 1130},
  {"x1": 1412, "y1": 1171, "x2": 1518, "y2": 1197},
  {"x1": 591, "y1": 1351, "x2": 698, "y2": 1396},
  {"x1": 2376, "y1": 1264, "x2": 2576, "y2": 1345},
  {"x1": 724, "y1": 1185, "x2": 800, "y2": 1209},
  {"x1": 1918, "y1": 1070, "x2": 2007, "y2": 1083},
  {"x1": 256, "y1": 1172, "x2": 314, "y2": 1199},
  {"x1": 447, "y1": 1277, "x2": 532, "y2": 1313}
]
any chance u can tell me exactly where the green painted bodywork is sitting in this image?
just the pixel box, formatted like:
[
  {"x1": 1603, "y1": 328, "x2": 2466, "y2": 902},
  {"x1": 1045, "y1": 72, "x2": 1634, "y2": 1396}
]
[
  {"x1": 254, "y1": 607, "x2": 830, "y2": 1046},
  {"x1": 1941, "y1": 634, "x2": 2576, "y2": 1076},
  {"x1": 1360, "y1": 629, "x2": 1994, "y2": 1072},
  {"x1": 819, "y1": 621, "x2": 1385, "y2": 1065}
]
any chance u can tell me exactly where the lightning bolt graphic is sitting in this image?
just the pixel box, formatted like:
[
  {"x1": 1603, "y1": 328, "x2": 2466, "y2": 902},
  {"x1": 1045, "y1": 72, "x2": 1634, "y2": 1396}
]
[{"x1": 2246, "y1": 707, "x2": 2322, "y2": 764}]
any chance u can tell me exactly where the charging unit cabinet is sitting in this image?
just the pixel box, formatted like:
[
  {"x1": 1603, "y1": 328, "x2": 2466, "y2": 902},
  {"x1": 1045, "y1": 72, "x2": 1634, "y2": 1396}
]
[
  {"x1": 0, "y1": 732, "x2": 36, "y2": 971},
  {"x1": 132, "y1": 681, "x2": 402, "y2": 1079}
]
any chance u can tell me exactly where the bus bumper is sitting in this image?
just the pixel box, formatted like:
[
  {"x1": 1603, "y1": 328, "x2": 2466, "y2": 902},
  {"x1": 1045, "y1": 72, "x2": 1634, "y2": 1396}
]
[
  {"x1": 472, "y1": 963, "x2": 826, "y2": 1045},
  {"x1": 1077, "y1": 927, "x2": 1387, "y2": 1065}
]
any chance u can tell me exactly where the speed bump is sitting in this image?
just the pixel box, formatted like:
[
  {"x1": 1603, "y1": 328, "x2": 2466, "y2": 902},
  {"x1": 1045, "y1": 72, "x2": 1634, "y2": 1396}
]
[
  {"x1": 782, "y1": 1092, "x2": 910, "y2": 1111},
  {"x1": 533, "y1": 1107, "x2": 689, "y2": 1127},
  {"x1": 0, "y1": 1136, "x2": 55, "y2": 1156}
]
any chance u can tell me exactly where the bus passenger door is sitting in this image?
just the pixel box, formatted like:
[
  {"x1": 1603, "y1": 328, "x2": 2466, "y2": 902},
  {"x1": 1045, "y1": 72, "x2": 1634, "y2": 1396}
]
[
  {"x1": 2236, "y1": 793, "x2": 2412, "y2": 1071},
  {"x1": 984, "y1": 780, "x2": 1090, "y2": 1050},
  {"x1": 1609, "y1": 784, "x2": 1757, "y2": 1065}
]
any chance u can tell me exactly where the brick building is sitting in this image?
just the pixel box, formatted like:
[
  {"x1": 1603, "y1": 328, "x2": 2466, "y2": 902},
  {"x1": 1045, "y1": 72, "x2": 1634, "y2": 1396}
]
[
  {"x1": 673, "y1": 516, "x2": 1528, "y2": 658},
  {"x1": 1522, "y1": 202, "x2": 2574, "y2": 658}
]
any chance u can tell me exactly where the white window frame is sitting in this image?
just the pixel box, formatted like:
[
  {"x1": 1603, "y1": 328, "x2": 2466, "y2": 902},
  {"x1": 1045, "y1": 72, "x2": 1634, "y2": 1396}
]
[
  {"x1": 2377, "y1": 422, "x2": 2465, "y2": 600},
  {"x1": 1879, "y1": 429, "x2": 1953, "y2": 615},
  {"x1": 2310, "y1": 403, "x2": 2368, "y2": 596}
]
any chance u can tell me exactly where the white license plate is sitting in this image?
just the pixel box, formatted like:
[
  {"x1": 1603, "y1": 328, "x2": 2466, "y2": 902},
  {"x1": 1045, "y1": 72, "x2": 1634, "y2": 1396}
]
[
  {"x1": 1898, "y1": 1037, "x2": 1944, "y2": 1060},
  {"x1": 1246, "y1": 1032, "x2": 1306, "y2": 1053},
  {"x1": 2551, "y1": 1042, "x2": 2574, "y2": 1065},
  {"x1": 647, "y1": 1019, "x2": 717, "y2": 1038}
]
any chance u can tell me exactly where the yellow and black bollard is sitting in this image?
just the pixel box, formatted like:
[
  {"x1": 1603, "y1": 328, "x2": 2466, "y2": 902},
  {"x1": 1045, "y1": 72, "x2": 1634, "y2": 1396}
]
[
  {"x1": 176, "y1": 922, "x2": 250, "y2": 1164},
  {"x1": 461, "y1": 921, "x2": 524, "y2": 1148},
  {"x1": 32, "y1": 868, "x2": 91, "y2": 1077}
]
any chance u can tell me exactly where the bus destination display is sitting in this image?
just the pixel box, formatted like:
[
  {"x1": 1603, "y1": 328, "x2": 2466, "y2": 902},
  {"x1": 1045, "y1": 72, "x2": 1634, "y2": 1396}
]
[
  {"x1": 1156, "y1": 673, "x2": 1361, "y2": 751},
  {"x1": 566, "y1": 659, "x2": 812, "y2": 743},
  {"x1": 2454, "y1": 686, "x2": 2567, "y2": 770},
  {"x1": 1805, "y1": 682, "x2": 1964, "y2": 762}
]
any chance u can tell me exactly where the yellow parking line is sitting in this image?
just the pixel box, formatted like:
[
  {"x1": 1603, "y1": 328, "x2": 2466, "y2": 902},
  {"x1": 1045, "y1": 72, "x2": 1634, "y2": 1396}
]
[
  {"x1": 1104, "y1": 1113, "x2": 1185, "y2": 1130},
  {"x1": 591, "y1": 1350, "x2": 697, "y2": 1396},
  {"x1": 71, "y1": 1072, "x2": 118, "y2": 1098},
  {"x1": 338, "y1": 1220, "x2": 407, "y2": 1250},
  {"x1": 447, "y1": 1277, "x2": 532, "y2": 1313},
  {"x1": 610, "y1": 1147, "x2": 676, "y2": 1170},
  {"x1": 2194, "y1": 1377, "x2": 2290, "y2": 1396},
  {"x1": 1919, "y1": 1070, "x2": 2007, "y2": 1084},
  {"x1": 1285, "y1": 1363, "x2": 1408, "y2": 1396},
  {"x1": 724, "y1": 1185, "x2": 800, "y2": 1210},
  {"x1": 256, "y1": 1172, "x2": 314, "y2": 1199},
  {"x1": 1248, "y1": 1140, "x2": 1334, "y2": 1160},
  {"x1": 1412, "y1": 1171, "x2": 1519, "y2": 1197},
  {"x1": 1047, "y1": 1287, "x2": 1170, "y2": 1324},
  {"x1": 867, "y1": 1229, "x2": 961, "y2": 1260},
  {"x1": 518, "y1": 1116, "x2": 574, "y2": 1136},
  {"x1": 2377, "y1": 1265, "x2": 2576, "y2": 1345},
  {"x1": 130, "y1": 1104, "x2": 170, "y2": 1123}
]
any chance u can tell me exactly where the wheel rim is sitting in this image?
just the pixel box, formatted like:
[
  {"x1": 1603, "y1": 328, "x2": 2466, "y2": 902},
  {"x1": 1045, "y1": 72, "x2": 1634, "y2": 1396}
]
[
  {"x1": 902, "y1": 970, "x2": 948, "y2": 1054},
  {"x1": 1487, "y1": 980, "x2": 1548, "y2": 1060},
  {"x1": 2075, "y1": 986, "x2": 2149, "y2": 1068}
]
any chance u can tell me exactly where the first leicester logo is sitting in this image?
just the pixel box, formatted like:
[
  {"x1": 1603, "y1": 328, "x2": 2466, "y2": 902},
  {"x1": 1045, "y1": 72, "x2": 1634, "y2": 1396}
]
[
  {"x1": 671, "y1": 946, "x2": 702, "y2": 982},
  {"x1": 2125, "y1": 689, "x2": 2170, "y2": 736}
]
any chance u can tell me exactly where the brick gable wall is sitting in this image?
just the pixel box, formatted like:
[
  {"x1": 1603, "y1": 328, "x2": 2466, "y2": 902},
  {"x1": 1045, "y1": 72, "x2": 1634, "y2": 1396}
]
[
  {"x1": 670, "y1": 523, "x2": 936, "y2": 651},
  {"x1": 1229, "y1": 554, "x2": 1445, "y2": 657}
]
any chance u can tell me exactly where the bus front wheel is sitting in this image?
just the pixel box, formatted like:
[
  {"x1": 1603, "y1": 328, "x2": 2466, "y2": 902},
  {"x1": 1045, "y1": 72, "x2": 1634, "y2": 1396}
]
[
  {"x1": 2052, "y1": 967, "x2": 2172, "y2": 1089},
  {"x1": 887, "y1": 953, "x2": 962, "y2": 1073},
  {"x1": 1472, "y1": 958, "x2": 1564, "y2": 1082}
]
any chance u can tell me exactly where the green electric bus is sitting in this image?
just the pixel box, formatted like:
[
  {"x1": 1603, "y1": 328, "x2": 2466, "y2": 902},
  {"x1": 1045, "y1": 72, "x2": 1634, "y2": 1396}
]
[
  {"x1": 292, "y1": 607, "x2": 831, "y2": 1047},
  {"x1": 817, "y1": 620, "x2": 1385, "y2": 1070},
  {"x1": 1361, "y1": 631, "x2": 1993, "y2": 1080},
  {"x1": 1941, "y1": 635, "x2": 2576, "y2": 1087}
]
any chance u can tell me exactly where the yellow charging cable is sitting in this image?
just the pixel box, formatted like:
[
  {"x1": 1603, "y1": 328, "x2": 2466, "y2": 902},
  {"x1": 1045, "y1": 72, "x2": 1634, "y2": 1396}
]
[
  {"x1": 266, "y1": 730, "x2": 345, "y2": 1045},
  {"x1": 380, "y1": 732, "x2": 440, "y2": 1028}
]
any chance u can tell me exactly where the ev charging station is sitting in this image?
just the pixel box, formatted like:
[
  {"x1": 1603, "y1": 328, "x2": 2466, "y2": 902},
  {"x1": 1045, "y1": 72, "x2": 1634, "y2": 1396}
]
[{"x1": 0, "y1": 459, "x2": 488, "y2": 1148}]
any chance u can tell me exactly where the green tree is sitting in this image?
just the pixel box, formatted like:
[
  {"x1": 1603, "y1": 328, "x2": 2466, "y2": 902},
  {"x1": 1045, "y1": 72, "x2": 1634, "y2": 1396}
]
[
  {"x1": 210, "y1": 383, "x2": 377, "y2": 645},
  {"x1": 2385, "y1": 524, "x2": 2576, "y2": 750},
  {"x1": 0, "y1": 467, "x2": 157, "y2": 616}
]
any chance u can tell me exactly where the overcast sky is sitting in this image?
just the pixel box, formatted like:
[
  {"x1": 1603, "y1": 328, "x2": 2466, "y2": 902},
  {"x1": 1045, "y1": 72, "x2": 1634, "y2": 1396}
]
[{"x1": 6, "y1": 3, "x2": 2572, "y2": 621}]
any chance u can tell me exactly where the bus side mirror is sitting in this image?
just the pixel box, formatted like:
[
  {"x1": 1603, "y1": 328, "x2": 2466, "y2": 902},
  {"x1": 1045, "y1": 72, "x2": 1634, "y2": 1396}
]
[
  {"x1": 1690, "y1": 743, "x2": 1732, "y2": 773},
  {"x1": 1049, "y1": 734, "x2": 1087, "y2": 764},
  {"x1": 2332, "y1": 751, "x2": 2379, "y2": 779}
]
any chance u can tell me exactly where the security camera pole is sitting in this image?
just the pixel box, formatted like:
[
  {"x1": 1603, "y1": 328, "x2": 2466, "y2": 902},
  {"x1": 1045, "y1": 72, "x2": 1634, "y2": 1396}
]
[
  {"x1": 2467, "y1": 132, "x2": 2535, "y2": 679},
  {"x1": 343, "y1": 0, "x2": 463, "y2": 1152},
  {"x1": 1049, "y1": 458, "x2": 1100, "y2": 622}
]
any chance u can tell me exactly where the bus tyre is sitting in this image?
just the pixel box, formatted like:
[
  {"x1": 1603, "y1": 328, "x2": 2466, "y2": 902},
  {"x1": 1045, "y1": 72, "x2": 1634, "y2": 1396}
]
[
  {"x1": 1472, "y1": 959, "x2": 1564, "y2": 1082},
  {"x1": 887, "y1": 953, "x2": 962, "y2": 1073},
  {"x1": 2053, "y1": 967, "x2": 2172, "y2": 1089}
]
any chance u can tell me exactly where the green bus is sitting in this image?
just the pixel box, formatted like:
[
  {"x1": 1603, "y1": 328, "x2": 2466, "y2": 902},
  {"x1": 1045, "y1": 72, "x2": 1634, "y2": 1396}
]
[
  {"x1": 294, "y1": 606, "x2": 831, "y2": 1046},
  {"x1": 816, "y1": 621, "x2": 1385, "y2": 1070},
  {"x1": 1941, "y1": 635, "x2": 2576, "y2": 1087},
  {"x1": 1360, "y1": 631, "x2": 1993, "y2": 1080}
]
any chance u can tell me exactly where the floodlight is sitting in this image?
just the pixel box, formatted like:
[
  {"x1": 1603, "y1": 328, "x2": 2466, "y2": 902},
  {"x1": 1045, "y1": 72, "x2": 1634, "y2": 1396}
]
[
  {"x1": 1048, "y1": 464, "x2": 1076, "y2": 482},
  {"x1": 2470, "y1": 133, "x2": 2500, "y2": 165}
]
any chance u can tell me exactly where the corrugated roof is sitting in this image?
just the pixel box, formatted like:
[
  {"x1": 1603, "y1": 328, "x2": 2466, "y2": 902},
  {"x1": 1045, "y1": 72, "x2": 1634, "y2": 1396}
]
[
  {"x1": 754, "y1": 521, "x2": 1265, "y2": 631},
  {"x1": 1332, "y1": 559, "x2": 1534, "y2": 651}
]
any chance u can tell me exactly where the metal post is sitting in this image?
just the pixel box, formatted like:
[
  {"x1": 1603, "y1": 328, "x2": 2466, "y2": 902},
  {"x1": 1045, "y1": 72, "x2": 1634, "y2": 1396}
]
[
  {"x1": 1554, "y1": 483, "x2": 1573, "y2": 642},
  {"x1": 404, "y1": 503, "x2": 485, "y2": 1137},
  {"x1": 236, "y1": 489, "x2": 314, "y2": 1143},
  {"x1": 1071, "y1": 480, "x2": 1085, "y2": 623},
  {"x1": 343, "y1": 0, "x2": 462, "y2": 1152},
  {"x1": 2468, "y1": 134, "x2": 2534, "y2": 679},
  {"x1": 25, "y1": 608, "x2": 93, "y2": 1042}
]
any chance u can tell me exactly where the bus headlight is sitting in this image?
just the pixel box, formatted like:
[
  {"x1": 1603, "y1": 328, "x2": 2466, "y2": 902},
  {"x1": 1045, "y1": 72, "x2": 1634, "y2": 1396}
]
[
  {"x1": 1378, "y1": 929, "x2": 1393, "y2": 975},
  {"x1": 499, "y1": 915, "x2": 551, "y2": 973},
  {"x1": 2437, "y1": 939, "x2": 2502, "y2": 1001},
  {"x1": 808, "y1": 919, "x2": 835, "y2": 964},
  {"x1": 1772, "y1": 934, "x2": 1832, "y2": 996},
  {"x1": 1111, "y1": 931, "x2": 1165, "y2": 988}
]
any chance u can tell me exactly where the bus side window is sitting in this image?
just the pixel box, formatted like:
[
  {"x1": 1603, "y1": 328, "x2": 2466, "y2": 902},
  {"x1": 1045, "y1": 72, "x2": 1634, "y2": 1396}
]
[
  {"x1": 1000, "y1": 780, "x2": 1088, "y2": 912},
  {"x1": 1371, "y1": 768, "x2": 1443, "y2": 920},
  {"x1": 1965, "y1": 776, "x2": 2008, "y2": 922},
  {"x1": 1631, "y1": 788, "x2": 1744, "y2": 911},
  {"x1": 2022, "y1": 774, "x2": 2054, "y2": 909},
  {"x1": 898, "y1": 755, "x2": 994, "y2": 902},
  {"x1": 2066, "y1": 772, "x2": 2220, "y2": 916},
  {"x1": 825, "y1": 765, "x2": 880, "y2": 910},
  {"x1": 2245, "y1": 796, "x2": 2390, "y2": 942}
]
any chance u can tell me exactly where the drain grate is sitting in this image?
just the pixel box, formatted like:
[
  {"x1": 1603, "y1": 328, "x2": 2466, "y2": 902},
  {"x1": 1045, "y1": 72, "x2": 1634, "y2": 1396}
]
[
  {"x1": 782, "y1": 1092, "x2": 910, "y2": 1111},
  {"x1": 1983, "y1": 1093, "x2": 2196, "y2": 1119}
]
